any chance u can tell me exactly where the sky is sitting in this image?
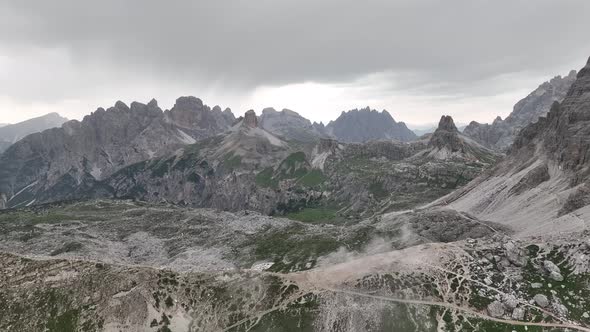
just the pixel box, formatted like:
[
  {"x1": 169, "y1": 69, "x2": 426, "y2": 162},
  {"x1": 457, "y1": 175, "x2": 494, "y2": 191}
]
[{"x1": 1, "y1": 1, "x2": 590, "y2": 128}]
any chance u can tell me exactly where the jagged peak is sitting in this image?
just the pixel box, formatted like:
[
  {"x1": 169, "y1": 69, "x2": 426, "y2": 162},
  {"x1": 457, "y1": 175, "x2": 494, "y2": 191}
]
[
  {"x1": 174, "y1": 96, "x2": 203, "y2": 109},
  {"x1": 147, "y1": 98, "x2": 158, "y2": 108},
  {"x1": 242, "y1": 110, "x2": 258, "y2": 128},
  {"x1": 436, "y1": 115, "x2": 458, "y2": 132},
  {"x1": 114, "y1": 101, "x2": 129, "y2": 111}
]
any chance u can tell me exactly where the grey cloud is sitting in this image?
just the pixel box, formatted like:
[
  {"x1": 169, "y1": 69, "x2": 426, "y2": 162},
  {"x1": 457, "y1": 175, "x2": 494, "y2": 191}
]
[
  {"x1": 0, "y1": 0, "x2": 590, "y2": 120},
  {"x1": 2, "y1": 1, "x2": 590, "y2": 85}
]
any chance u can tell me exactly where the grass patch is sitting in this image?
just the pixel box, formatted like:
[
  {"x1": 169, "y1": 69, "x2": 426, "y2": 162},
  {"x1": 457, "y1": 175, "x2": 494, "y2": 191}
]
[
  {"x1": 297, "y1": 169, "x2": 327, "y2": 187},
  {"x1": 368, "y1": 181, "x2": 388, "y2": 199},
  {"x1": 223, "y1": 153, "x2": 242, "y2": 170},
  {"x1": 255, "y1": 167, "x2": 278, "y2": 188},
  {"x1": 284, "y1": 207, "x2": 338, "y2": 223}
]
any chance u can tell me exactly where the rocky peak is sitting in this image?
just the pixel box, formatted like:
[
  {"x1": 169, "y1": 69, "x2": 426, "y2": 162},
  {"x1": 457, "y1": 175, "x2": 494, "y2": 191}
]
[
  {"x1": 428, "y1": 115, "x2": 464, "y2": 152},
  {"x1": 114, "y1": 101, "x2": 129, "y2": 112},
  {"x1": 173, "y1": 96, "x2": 204, "y2": 110},
  {"x1": 147, "y1": 98, "x2": 158, "y2": 108},
  {"x1": 437, "y1": 115, "x2": 458, "y2": 132},
  {"x1": 326, "y1": 107, "x2": 416, "y2": 143},
  {"x1": 243, "y1": 110, "x2": 258, "y2": 128}
]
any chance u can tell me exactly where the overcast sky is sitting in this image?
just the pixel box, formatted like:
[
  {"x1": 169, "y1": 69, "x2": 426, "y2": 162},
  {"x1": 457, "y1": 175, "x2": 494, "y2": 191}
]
[{"x1": 1, "y1": 0, "x2": 589, "y2": 127}]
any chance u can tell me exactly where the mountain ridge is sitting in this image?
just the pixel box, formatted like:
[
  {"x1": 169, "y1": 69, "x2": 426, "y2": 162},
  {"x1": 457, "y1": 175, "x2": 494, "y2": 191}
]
[
  {"x1": 0, "y1": 112, "x2": 68, "y2": 153},
  {"x1": 464, "y1": 70, "x2": 577, "y2": 151},
  {"x1": 325, "y1": 107, "x2": 417, "y2": 143}
]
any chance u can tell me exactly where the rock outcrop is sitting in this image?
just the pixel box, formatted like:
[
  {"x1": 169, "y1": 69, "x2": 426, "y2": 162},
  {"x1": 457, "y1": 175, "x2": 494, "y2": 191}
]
[
  {"x1": 325, "y1": 107, "x2": 416, "y2": 143},
  {"x1": 411, "y1": 115, "x2": 499, "y2": 163},
  {"x1": 428, "y1": 115, "x2": 464, "y2": 153},
  {"x1": 464, "y1": 70, "x2": 577, "y2": 151},
  {"x1": 0, "y1": 112, "x2": 68, "y2": 153}
]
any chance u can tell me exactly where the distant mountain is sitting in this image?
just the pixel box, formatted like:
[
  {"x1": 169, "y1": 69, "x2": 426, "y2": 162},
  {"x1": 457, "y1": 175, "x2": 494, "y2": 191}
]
[
  {"x1": 258, "y1": 107, "x2": 326, "y2": 143},
  {"x1": 0, "y1": 97, "x2": 235, "y2": 209},
  {"x1": 0, "y1": 113, "x2": 68, "y2": 153},
  {"x1": 325, "y1": 107, "x2": 417, "y2": 143},
  {"x1": 464, "y1": 70, "x2": 577, "y2": 151},
  {"x1": 0, "y1": 123, "x2": 8, "y2": 128},
  {"x1": 412, "y1": 115, "x2": 497, "y2": 163}
]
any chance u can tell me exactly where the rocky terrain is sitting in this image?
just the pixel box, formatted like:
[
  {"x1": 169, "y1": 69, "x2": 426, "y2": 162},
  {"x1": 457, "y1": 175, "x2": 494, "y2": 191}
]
[
  {"x1": 464, "y1": 70, "x2": 577, "y2": 151},
  {"x1": 1, "y1": 56, "x2": 590, "y2": 331},
  {"x1": 1, "y1": 200, "x2": 590, "y2": 331},
  {"x1": 325, "y1": 107, "x2": 417, "y2": 143},
  {"x1": 0, "y1": 112, "x2": 68, "y2": 153}
]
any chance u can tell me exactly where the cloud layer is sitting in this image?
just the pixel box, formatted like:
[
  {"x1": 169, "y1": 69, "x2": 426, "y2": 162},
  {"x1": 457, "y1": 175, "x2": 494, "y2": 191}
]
[{"x1": 1, "y1": 0, "x2": 589, "y2": 124}]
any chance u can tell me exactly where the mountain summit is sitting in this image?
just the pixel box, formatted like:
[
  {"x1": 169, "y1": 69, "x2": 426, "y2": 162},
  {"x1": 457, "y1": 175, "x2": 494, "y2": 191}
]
[{"x1": 325, "y1": 107, "x2": 416, "y2": 143}]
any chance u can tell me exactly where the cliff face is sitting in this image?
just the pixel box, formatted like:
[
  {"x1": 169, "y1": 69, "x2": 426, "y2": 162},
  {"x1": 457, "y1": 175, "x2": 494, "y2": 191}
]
[
  {"x1": 0, "y1": 97, "x2": 234, "y2": 209},
  {"x1": 464, "y1": 70, "x2": 577, "y2": 151},
  {"x1": 325, "y1": 107, "x2": 416, "y2": 143},
  {"x1": 439, "y1": 57, "x2": 590, "y2": 236}
]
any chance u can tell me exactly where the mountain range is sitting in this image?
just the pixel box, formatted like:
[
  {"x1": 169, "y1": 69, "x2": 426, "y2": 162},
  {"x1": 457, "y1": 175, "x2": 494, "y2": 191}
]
[{"x1": 1, "y1": 56, "x2": 590, "y2": 331}]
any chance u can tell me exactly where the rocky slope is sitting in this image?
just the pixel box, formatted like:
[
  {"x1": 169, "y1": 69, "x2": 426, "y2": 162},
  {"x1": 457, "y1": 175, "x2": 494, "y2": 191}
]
[
  {"x1": 3, "y1": 200, "x2": 590, "y2": 331},
  {"x1": 433, "y1": 57, "x2": 590, "y2": 236},
  {"x1": 464, "y1": 70, "x2": 577, "y2": 151},
  {"x1": 0, "y1": 112, "x2": 68, "y2": 153},
  {"x1": 325, "y1": 107, "x2": 417, "y2": 143},
  {"x1": 2, "y1": 56, "x2": 590, "y2": 332},
  {"x1": 0, "y1": 97, "x2": 234, "y2": 209}
]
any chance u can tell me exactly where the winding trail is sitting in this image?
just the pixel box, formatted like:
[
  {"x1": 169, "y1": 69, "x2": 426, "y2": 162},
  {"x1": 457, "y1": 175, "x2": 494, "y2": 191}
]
[{"x1": 323, "y1": 287, "x2": 590, "y2": 332}]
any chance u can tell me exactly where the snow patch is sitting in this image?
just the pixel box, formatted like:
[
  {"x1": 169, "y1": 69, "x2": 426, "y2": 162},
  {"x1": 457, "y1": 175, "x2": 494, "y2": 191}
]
[
  {"x1": 312, "y1": 151, "x2": 330, "y2": 170},
  {"x1": 90, "y1": 165, "x2": 102, "y2": 180},
  {"x1": 9, "y1": 180, "x2": 38, "y2": 202},
  {"x1": 176, "y1": 129, "x2": 197, "y2": 144},
  {"x1": 251, "y1": 262, "x2": 275, "y2": 271}
]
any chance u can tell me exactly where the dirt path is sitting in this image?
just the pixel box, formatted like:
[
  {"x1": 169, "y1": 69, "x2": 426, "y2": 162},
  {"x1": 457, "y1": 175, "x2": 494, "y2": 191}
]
[{"x1": 324, "y1": 287, "x2": 590, "y2": 332}]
